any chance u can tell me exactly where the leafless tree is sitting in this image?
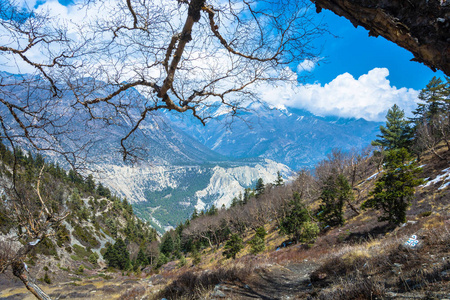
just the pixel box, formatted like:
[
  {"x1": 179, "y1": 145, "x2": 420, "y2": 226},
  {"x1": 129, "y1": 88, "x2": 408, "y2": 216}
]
[
  {"x1": 0, "y1": 166, "x2": 68, "y2": 300},
  {"x1": 61, "y1": 0, "x2": 325, "y2": 160},
  {"x1": 0, "y1": 0, "x2": 92, "y2": 169},
  {"x1": 1, "y1": 1, "x2": 324, "y2": 297},
  {"x1": 414, "y1": 119, "x2": 446, "y2": 160}
]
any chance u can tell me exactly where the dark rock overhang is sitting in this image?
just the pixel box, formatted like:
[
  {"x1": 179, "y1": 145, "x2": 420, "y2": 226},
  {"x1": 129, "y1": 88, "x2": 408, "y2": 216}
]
[{"x1": 311, "y1": 0, "x2": 450, "y2": 76}]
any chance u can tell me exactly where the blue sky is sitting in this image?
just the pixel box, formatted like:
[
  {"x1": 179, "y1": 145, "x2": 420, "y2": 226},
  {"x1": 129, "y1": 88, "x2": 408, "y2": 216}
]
[
  {"x1": 6, "y1": 0, "x2": 446, "y2": 121},
  {"x1": 309, "y1": 10, "x2": 444, "y2": 90}
]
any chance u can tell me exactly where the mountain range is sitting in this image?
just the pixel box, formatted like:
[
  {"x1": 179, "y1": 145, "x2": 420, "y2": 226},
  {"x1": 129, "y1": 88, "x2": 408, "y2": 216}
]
[{"x1": 0, "y1": 73, "x2": 382, "y2": 232}]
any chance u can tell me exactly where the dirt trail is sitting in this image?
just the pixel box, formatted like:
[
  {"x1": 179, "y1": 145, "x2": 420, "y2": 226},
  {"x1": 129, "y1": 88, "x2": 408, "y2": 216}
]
[{"x1": 209, "y1": 261, "x2": 320, "y2": 300}]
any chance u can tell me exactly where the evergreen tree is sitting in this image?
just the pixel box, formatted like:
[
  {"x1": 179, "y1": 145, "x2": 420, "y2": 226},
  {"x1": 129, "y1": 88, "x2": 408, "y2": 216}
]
[
  {"x1": 114, "y1": 238, "x2": 131, "y2": 270},
  {"x1": 411, "y1": 76, "x2": 450, "y2": 152},
  {"x1": 413, "y1": 76, "x2": 448, "y2": 122},
  {"x1": 160, "y1": 234, "x2": 174, "y2": 256},
  {"x1": 222, "y1": 234, "x2": 244, "y2": 259},
  {"x1": 191, "y1": 246, "x2": 202, "y2": 265},
  {"x1": 136, "y1": 248, "x2": 149, "y2": 267},
  {"x1": 362, "y1": 148, "x2": 424, "y2": 225},
  {"x1": 103, "y1": 243, "x2": 119, "y2": 268},
  {"x1": 372, "y1": 104, "x2": 412, "y2": 151},
  {"x1": 255, "y1": 178, "x2": 265, "y2": 197},
  {"x1": 230, "y1": 196, "x2": 239, "y2": 207},
  {"x1": 97, "y1": 183, "x2": 111, "y2": 198},
  {"x1": 243, "y1": 188, "x2": 251, "y2": 204},
  {"x1": 103, "y1": 238, "x2": 131, "y2": 270},
  {"x1": 255, "y1": 226, "x2": 267, "y2": 239},
  {"x1": 156, "y1": 252, "x2": 169, "y2": 268},
  {"x1": 249, "y1": 227, "x2": 266, "y2": 254},
  {"x1": 85, "y1": 174, "x2": 96, "y2": 193},
  {"x1": 317, "y1": 173, "x2": 352, "y2": 227},
  {"x1": 191, "y1": 208, "x2": 199, "y2": 220},
  {"x1": 207, "y1": 204, "x2": 218, "y2": 215},
  {"x1": 249, "y1": 236, "x2": 265, "y2": 254},
  {"x1": 275, "y1": 171, "x2": 284, "y2": 186},
  {"x1": 279, "y1": 192, "x2": 319, "y2": 243}
]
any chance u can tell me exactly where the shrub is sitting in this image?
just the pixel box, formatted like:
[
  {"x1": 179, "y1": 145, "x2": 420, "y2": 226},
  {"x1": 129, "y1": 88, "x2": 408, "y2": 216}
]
[
  {"x1": 299, "y1": 221, "x2": 320, "y2": 244},
  {"x1": 191, "y1": 247, "x2": 201, "y2": 265},
  {"x1": 76, "y1": 265, "x2": 84, "y2": 275},
  {"x1": 43, "y1": 273, "x2": 51, "y2": 284},
  {"x1": 88, "y1": 252, "x2": 99, "y2": 265},
  {"x1": 156, "y1": 252, "x2": 169, "y2": 268},
  {"x1": 249, "y1": 235, "x2": 265, "y2": 254},
  {"x1": 73, "y1": 225, "x2": 100, "y2": 248}
]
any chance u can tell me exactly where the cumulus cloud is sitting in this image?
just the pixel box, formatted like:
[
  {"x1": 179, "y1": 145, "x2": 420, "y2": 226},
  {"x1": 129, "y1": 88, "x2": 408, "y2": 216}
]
[
  {"x1": 259, "y1": 68, "x2": 419, "y2": 122},
  {"x1": 297, "y1": 58, "x2": 321, "y2": 73},
  {"x1": 297, "y1": 59, "x2": 316, "y2": 72}
]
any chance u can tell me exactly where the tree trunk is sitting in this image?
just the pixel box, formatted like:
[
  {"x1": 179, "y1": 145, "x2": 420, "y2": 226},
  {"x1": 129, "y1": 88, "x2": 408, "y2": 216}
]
[
  {"x1": 311, "y1": 0, "x2": 450, "y2": 76},
  {"x1": 12, "y1": 262, "x2": 52, "y2": 300}
]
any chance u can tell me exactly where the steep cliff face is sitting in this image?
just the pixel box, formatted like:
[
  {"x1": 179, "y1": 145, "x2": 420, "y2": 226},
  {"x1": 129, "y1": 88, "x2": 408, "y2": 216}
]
[{"x1": 311, "y1": 0, "x2": 450, "y2": 76}]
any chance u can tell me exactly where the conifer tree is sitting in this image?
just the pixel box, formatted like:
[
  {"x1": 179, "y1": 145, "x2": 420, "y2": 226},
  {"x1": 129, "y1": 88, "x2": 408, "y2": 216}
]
[
  {"x1": 191, "y1": 246, "x2": 202, "y2": 265},
  {"x1": 414, "y1": 76, "x2": 449, "y2": 121},
  {"x1": 279, "y1": 192, "x2": 319, "y2": 243},
  {"x1": 222, "y1": 234, "x2": 244, "y2": 259},
  {"x1": 249, "y1": 226, "x2": 267, "y2": 254},
  {"x1": 411, "y1": 76, "x2": 450, "y2": 152},
  {"x1": 136, "y1": 248, "x2": 148, "y2": 267},
  {"x1": 362, "y1": 148, "x2": 423, "y2": 225},
  {"x1": 255, "y1": 178, "x2": 265, "y2": 197},
  {"x1": 317, "y1": 173, "x2": 352, "y2": 227},
  {"x1": 372, "y1": 104, "x2": 412, "y2": 151},
  {"x1": 103, "y1": 238, "x2": 131, "y2": 270},
  {"x1": 160, "y1": 234, "x2": 174, "y2": 256},
  {"x1": 191, "y1": 208, "x2": 199, "y2": 220},
  {"x1": 275, "y1": 171, "x2": 284, "y2": 186}
]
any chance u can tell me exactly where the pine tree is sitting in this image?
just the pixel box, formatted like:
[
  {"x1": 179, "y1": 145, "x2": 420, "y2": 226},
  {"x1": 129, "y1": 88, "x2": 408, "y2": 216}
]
[
  {"x1": 114, "y1": 238, "x2": 131, "y2": 270},
  {"x1": 191, "y1": 208, "x2": 199, "y2": 220},
  {"x1": 160, "y1": 234, "x2": 174, "y2": 256},
  {"x1": 415, "y1": 76, "x2": 448, "y2": 121},
  {"x1": 275, "y1": 171, "x2": 284, "y2": 186},
  {"x1": 103, "y1": 238, "x2": 131, "y2": 270},
  {"x1": 249, "y1": 226, "x2": 267, "y2": 254},
  {"x1": 136, "y1": 248, "x2": 148, "y2": 267},
  {"x1": 317, "y1": 173, "x2": 352, "y2": 227},
  {"x1": 85, "y1": 174, "x2": 96, "y2": 193},
  {"x1": 279, "y1": 192, "x2": 319, "y2": 243},
  {"x1": 255, "y1": 178, "x2": 265, "y2": 197},
  {"x1": 372, "y1": 104, "x2": 412, "y2": 151},
  {"x1": 411, "y1": 76, "x2": 450, "y2": 152},
  {"x1": 222, "y1": 234, "x2": 244, "y2": 259},
  {"x1": 243, "y1": 188, "x2": 251, "y2": 204},
  {"x1": 191, "y1": 246, "x2": 202, "y2": 265},
  {"x1": 156, "y1": 252, "x2": 168, "y2": 268},
  {"x1": 362, "y1": 148, "x2": 423, "y2": 225}
]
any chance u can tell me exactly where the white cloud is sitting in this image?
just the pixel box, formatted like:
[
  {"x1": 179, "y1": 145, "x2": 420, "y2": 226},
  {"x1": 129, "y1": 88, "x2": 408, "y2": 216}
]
[
  {"x1": 259, "y1": 68, "x2": 419, "y2": 122},
  {"x1": 297, "y1": 59, "x2": 317, "y2": 73}
]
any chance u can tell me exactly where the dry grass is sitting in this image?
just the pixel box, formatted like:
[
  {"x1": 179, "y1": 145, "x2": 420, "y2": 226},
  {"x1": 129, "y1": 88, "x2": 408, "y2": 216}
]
[
  {"x1": 153, "y1": 257, "x2": 260, "y2": 300},
  {"x1": 312, "y1": 275, "x2": 386, "y2": 300},
  {"x1": 310, "y1": 218, "x2": 450, "y2": 298}
]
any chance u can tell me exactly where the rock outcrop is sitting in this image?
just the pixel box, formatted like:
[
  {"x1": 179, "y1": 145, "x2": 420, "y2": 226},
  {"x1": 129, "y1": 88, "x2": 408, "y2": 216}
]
[{"x1": 311, "y1": 0, "x2": 450, "y2": 76}]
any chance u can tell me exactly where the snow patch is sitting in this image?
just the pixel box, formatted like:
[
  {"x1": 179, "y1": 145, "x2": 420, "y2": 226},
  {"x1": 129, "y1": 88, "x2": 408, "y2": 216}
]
[{"x1": 421, "y1": 167, "x2": 450, "y2": 190}]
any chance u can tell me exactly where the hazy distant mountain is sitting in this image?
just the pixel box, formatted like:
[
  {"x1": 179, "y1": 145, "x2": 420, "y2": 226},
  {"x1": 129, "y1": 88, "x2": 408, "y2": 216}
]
[{"x1": 166, "y1": 105, "x2": 382, "y2": 170}]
